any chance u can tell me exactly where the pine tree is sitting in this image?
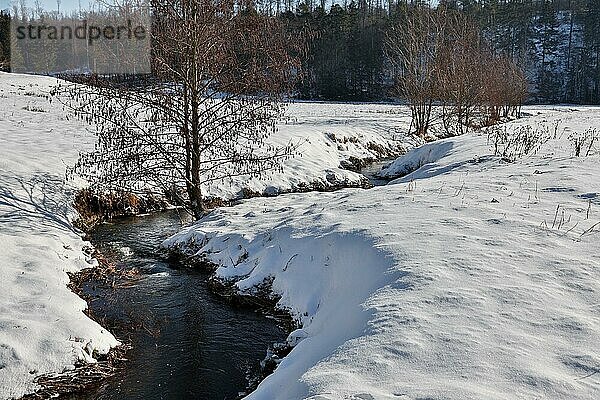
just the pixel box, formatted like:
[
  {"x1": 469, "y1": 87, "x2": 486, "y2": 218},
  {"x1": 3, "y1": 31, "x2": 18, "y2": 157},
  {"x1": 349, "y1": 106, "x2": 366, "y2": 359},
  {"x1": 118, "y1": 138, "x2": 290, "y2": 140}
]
[
  {"x1": 535, "y1": 0, "x2": 562, "y2": 102},
  {"x1": 580, "y1": 0, "x2": 600, "y2": 103},
  {"x1": 0, "y1": 11, "x2": 10, "y2": 71}
]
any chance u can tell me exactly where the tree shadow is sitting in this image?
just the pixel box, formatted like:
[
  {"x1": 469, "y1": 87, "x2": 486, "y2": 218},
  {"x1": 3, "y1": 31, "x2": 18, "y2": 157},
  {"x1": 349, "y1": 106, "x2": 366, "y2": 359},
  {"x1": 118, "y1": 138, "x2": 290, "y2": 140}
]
[{"x1": 0, "y1": 172, "x2": 77, "y2": 234}]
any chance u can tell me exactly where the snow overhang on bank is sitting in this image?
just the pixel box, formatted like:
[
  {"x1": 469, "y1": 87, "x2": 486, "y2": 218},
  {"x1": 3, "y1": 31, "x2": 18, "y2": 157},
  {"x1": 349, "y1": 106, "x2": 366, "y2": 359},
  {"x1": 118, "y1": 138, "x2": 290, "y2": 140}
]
[{"x1": 0, "y1": 71, "x2": 416, "y2": 399}]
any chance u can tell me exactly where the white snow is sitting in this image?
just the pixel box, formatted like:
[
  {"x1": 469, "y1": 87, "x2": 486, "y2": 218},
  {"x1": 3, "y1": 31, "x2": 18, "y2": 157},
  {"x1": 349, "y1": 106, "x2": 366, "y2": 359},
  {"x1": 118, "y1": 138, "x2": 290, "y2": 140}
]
[
  {"x1": 0, "y1": 72, "x2": 119, "y2": 399},
  {"x1": 3, "y1": 69, "x2": 599, "y2": 400},
  {"x1": 164, "y1": 106, "x2": 600, "y2": 399}
]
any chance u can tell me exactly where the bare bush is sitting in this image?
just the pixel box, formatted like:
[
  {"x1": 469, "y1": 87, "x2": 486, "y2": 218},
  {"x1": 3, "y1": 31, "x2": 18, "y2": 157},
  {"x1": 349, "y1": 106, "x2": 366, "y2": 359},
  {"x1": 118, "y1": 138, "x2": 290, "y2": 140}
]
[
  {"x1": 479, "y1": 55, "x2": 528, "y2": 126},
  {"x1": 569, "y1": 128, "x2": 599, "y2": 157},
  {"x1": 436, "y1": 11, "x2": 484, "y2": 136},
  {"x1": 386, "y1": 7, "x2": 443, "y2": 138},
  {"x1": 488, "y1": 124, "x2": 551, "y2": 162},
  {"x1": 386, "y1": 6, "x2": 527, "y2": 138}
]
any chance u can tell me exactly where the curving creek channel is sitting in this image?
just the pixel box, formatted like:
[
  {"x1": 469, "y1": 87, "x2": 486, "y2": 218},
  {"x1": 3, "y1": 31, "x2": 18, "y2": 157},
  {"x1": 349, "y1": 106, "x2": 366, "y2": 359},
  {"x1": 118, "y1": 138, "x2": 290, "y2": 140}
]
[
  {"x1": 68, "y1": 164, "x2": 390, "y2": 400},
  {"x1": 69, "y1": 211, "x2": 285, "y2": 400}
]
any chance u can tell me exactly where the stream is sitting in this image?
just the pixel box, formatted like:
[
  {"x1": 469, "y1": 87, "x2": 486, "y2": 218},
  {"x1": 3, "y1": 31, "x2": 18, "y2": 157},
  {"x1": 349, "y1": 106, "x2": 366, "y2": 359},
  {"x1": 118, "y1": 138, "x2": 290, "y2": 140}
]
[
  {"x1": 360, "y1": 160, "x2": 392, "y2": 186},
  {"x1": 68, "y1": 164, "x2": 390, "y2": 399},
  {"x1": 70, "y1": 211, "x2": 285, "y2": 400}
]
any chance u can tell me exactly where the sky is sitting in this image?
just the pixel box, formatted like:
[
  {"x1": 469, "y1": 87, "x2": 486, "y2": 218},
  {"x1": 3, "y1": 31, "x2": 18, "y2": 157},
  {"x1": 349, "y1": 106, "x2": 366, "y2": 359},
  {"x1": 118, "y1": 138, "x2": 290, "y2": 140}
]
[{"x1": 1, "y1": 0, "x2": 104, "y2": 13}]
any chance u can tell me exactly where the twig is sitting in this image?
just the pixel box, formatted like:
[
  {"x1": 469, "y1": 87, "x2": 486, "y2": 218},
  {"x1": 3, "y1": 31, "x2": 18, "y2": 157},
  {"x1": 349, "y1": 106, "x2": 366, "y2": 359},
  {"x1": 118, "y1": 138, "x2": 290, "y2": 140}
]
[
  {"x1": 574, "y1": 369, "x2": 599, "y2": 381},
  {"x1": 581, "y1": 221, "x2": 600, "y2": 237},
  {"x1": 587, "y1": 200, "x2": 592, "y2": 220},
  {"x1": 562, "y1": 222, "x2": 579, "y2": 236},
  {"x1": 282, "y1": 254, "x2": 298, "y2": 271},
  {"x1": 551, "y1": 204, "x2": 560, "y2": 229}
]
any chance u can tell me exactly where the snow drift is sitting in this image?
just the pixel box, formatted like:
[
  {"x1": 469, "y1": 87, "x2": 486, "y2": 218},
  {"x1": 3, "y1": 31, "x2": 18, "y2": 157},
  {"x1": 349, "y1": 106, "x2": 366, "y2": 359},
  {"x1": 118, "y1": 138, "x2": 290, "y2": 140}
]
[{"x1": 0, "y1": 73, "x2": 119, "y2": 399}]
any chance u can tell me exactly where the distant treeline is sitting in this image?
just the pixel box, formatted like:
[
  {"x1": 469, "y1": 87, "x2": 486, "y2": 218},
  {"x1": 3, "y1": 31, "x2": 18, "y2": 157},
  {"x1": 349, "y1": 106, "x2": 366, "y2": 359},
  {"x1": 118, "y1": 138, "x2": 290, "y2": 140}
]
[
  {"x1": 281, "y1": 0, "x2": 600, "y2": 104},
  {"x1": 456, "y1": 0, "x2": 600, "y2": 104},
  {"x1": 1, "y1": 1, "x2": 599, "y2": 104}
]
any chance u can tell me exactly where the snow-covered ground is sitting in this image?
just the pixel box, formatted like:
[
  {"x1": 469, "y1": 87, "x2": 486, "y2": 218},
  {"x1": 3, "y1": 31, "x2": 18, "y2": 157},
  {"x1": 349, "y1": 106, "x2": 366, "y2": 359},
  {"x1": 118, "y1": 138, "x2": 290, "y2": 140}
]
[
  {"x1": 0, "y1": 72, "x2": 413, "y2": 399},
  {"x1": 164, "y1": 107, "x2": 600, "y2": 399},
  {"x1": 0, "y1": 73, "x2": 118, "y2": 399},
  {"x1": 3, "y1": 70, "x2": 599, "y2": 400}
]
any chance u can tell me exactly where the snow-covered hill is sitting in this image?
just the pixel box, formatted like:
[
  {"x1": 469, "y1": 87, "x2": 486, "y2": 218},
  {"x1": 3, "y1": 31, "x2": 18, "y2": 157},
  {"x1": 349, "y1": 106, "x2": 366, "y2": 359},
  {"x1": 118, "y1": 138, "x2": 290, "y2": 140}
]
[{"x1": 164, "y1": 107, "x2": 600, "y2": 399}]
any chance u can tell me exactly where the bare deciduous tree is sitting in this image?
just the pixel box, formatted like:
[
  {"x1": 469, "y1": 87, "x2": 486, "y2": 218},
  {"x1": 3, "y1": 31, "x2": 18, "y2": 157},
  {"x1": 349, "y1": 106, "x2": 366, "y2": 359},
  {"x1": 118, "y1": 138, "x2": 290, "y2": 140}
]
[
  {"x1": 436, "y1": 10, "x2": 483, "y2": 136},
  {"x1": 386, "y1": 6, "x2": 443, "y2": 138},
  {"x1": 480, "y1": 54, "x2": 527, "y2": 125},
  {"x1": 386, "y1": 5, "x2": 527, "y2": 138},
  {"x1": 56, "y1": 0, "x2": 303, "y2": 219}
]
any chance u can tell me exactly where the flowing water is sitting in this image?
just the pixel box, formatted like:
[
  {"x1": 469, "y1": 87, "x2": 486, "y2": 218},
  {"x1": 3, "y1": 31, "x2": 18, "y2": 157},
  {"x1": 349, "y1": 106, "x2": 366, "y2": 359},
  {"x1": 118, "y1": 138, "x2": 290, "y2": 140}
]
[
  {"x1": 361, "y1": 160, "x2": 393, "y2": 186},
  {"x1": 71, "y1": 210, "x2": 285, "y2": 400}
]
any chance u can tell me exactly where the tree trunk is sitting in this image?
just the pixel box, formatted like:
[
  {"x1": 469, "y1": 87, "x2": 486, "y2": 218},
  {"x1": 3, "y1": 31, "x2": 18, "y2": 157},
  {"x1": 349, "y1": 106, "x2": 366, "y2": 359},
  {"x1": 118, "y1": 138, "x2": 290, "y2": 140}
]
[{"x1": 189, "y1": 85, "x2": 205, "y2": 219}]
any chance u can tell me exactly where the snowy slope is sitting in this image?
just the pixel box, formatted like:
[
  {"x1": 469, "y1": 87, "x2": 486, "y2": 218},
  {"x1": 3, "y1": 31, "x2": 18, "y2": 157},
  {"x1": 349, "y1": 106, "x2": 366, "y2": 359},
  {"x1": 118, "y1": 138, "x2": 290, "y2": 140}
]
[
  {"x1": 0, "y1": 73, "x2": 119, "y2": 399},
  {"x1": 164, "y1": 106, "x2": 600, "y2": 400}
]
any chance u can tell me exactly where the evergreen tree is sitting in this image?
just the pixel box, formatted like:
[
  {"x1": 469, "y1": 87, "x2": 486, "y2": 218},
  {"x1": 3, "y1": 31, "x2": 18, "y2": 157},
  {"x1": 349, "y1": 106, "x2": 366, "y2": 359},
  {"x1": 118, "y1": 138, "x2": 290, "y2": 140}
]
[
  {"x1": 535, "y1": 0, "x2": 562, "y2": 102},
  {"x1": 0, "y1": 10, "x2": 9, "y2": 71},
  {"x1": 580, "y1": 0, "x2": 600, "y2": 103}
]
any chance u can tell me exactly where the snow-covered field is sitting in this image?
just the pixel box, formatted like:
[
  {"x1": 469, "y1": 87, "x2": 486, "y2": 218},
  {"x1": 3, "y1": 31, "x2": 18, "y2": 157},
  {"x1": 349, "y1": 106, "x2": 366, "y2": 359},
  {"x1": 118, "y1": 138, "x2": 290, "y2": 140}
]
[
  {"x1": 2, "y1": 70, "x2": 599, "y2": 400},
  {"x1": 0, "y1": 72, "x2": 412, "y2": 399},
  {"x1": 165, "y1": 107, "x2": 600, "y2": 399}
]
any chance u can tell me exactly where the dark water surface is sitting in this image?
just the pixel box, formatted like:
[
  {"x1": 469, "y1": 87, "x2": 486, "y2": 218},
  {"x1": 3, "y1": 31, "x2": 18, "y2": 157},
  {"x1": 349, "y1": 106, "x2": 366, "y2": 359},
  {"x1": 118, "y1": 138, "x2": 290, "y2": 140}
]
[
  {"x1": 361, "y1": 160, "x2": 393, "y2": 186},
  {"x1": 71, "y1": 211, "x2": 285, "y2": 400}
]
